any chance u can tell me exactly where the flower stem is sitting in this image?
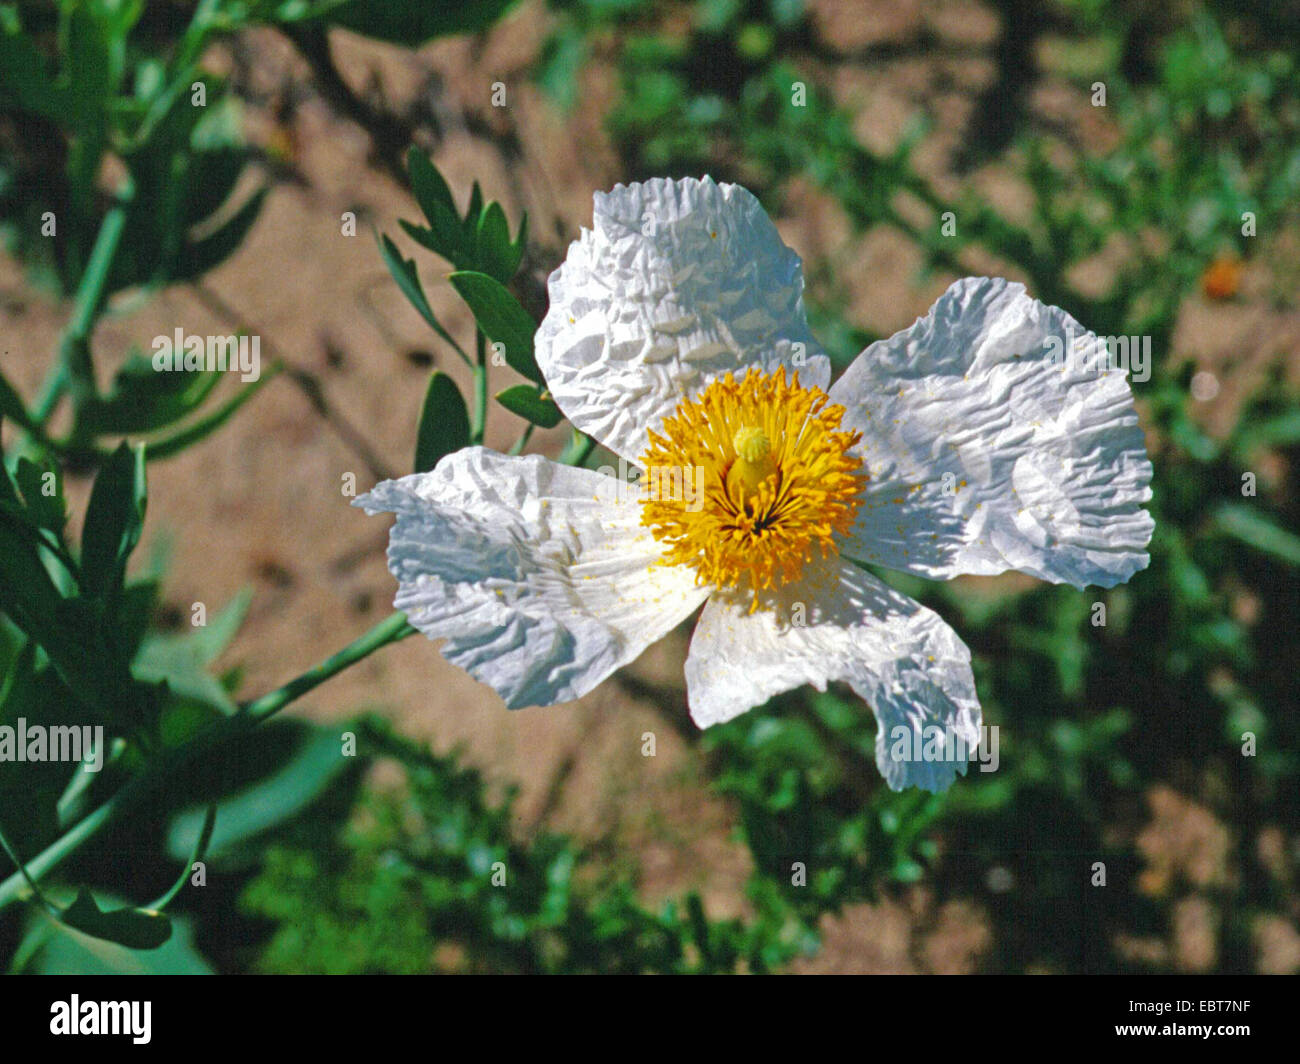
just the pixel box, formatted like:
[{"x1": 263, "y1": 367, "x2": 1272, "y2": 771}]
[
  {"x1": 31, "y1": 182, "x2": 133, "y2": 425},
  {"x1": 0, "y1": 611, "x2": 416, "y2": 914},
  {"x1": 472, "y1": 328, "x2": 489, "y2": 444},
  {"x1": 559, "y1": 429, "x2": 596, "y2": 467},
  {"x1": 507, "y1": 423, "x2": 535, "y2": 456},
  {"x1": 240, "y1": 610, "x2": 416, "y2": 725}
]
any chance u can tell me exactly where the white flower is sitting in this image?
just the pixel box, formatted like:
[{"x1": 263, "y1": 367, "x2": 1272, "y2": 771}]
[{"x1": 356, "y1": 176, "x2": 1154, "y2": 793}]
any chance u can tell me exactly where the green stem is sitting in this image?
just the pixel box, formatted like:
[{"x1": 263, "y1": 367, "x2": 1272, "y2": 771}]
[
  {"x1": 0, "y1": 824, "x2": 55, "y2": 916},
  {"x1": 0, "y1": 611, "x2": 416, "y2": 913},
  {"x1": 29, "y1": 365, "x2": 68, "y2": 426},
  {"x1": 559, "y1": 429, "x2": 596, "y2": 467},
  {"x1": 507, "y1": 423, "x2": 535, "y2": 456},
  {"x1": 240, "y1": 611, "x2": 415, "y2": 725},
  {"x1": 472, "y1": 329, "x2": 488, "y2": 444},
  {"x1": 32, "y1": 182, "x2": 134, "y2": 426}
]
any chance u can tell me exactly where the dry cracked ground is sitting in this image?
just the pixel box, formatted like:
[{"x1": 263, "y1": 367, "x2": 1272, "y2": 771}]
[{"x1": 3, "y1": 0, "x2": 1298, "y2": 973}]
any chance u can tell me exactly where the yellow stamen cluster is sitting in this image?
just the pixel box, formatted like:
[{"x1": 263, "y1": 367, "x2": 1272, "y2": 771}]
[{"x1": 640, "y1": 366, "x2": 866, "y2": 605}]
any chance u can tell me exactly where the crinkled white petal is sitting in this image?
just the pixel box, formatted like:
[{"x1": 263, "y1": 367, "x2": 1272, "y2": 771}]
[
  {"x1": 354, "y1": 447, "x2": 709, "y2": 709},
  {"x1": 535, "y1": 176, "x2": 831, "y2": 464},
  {"x1": 831, "y1": 277, "x2": 1154, "y2": 588},
  {"x1": 684, "y1": 561, "x2": 981, "y2": 793}
]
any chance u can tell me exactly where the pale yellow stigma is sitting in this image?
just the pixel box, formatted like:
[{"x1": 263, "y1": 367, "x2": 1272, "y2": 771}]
[
  {"x1": 733, "y1": 425, "x2": 771, "y2": 463},
  {"x1": 640, "y1": 367, "x2": 866, "y2": 606},
  {"x1": 726, "y1": 426, "x2": 778, "y2": 503}
]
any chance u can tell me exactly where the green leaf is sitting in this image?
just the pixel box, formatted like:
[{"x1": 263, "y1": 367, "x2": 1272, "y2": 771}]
[
  {"x1": 134, "y1": 649, "x2": 232, "y2": 717},
  {"x1": 475, "y1": 200, "x2": 516, "y2": 282},
  {"x1": 59, "y1": 888, "x2": 172, "y2": 951},
  {"x1": 76, "y1": 351, "x2": 222, "y2": 435},
  {"x1": 473, "y1": 201, "x2": 528, "y2": 283},
  {"x1": 14, "y1": 458, "x2": 64, "y2": 535},
  {"x1": 0, "y1": 368, "x2": 38, "y2": 434},
  {"x1": 399, "y1": 218, "x2": 470, "y2": 271},
  {"x1": 172, "y1": 187, "x2": 268, "y2": 282},
  {"x1": 80, "y1": 442, "x2": 146, "y2": 598},
  {"x1": 115, "y1": 578, "x2": 159, "y2": 666},
  {"x1": 449, "y1": 270, "x2": 542, "y2": 383},
  {"x1": 495, "y1": 384, "x2": 562, "y2": 429},
  {"x1": 414, "y1": 372, "x2": 471, "y2": 473},
  {"x1": 0, "y1": 512, "x2": 75, "y2": 656},
  {"x1": 15, "y1": 904, "x2": 211, "y2": 974},
  {"x1": 146, "y1": 365, "x2": 282, "y2": 460},
  {"x1": 134, "y1": 591, "x2": 252, "y2": 714},
  {"x1": 106, "y1": 76, "x2": 258, "y2": 292},
  {"x1": 0, "y1": 654, "x2": 77, "y2": 853},
  {"x1": 61, "y1": 1, "x2": 115, "y2": 133},
  {"x1": 406, "y1": 148, "x2": 463, "y2": 256},
  {"x1": 377, "y1": 233, "x2": 466, "y2": 358},
  {"x1": 0, "y1": 516, "x2": 109, "y2": 703},
  {"x1": 0, "y1": 19, "x2": 68, "y2": 120},
  {"x1": 1214, "y1": 504, "x2": 1300, "y2": 566},
  {"x1": 181, "y1": 588, "x2": 253, "y2": 664},
  {"x1": 1233, "y1": 408, "x2": 1300, "y2": 455},
  {"x1": 464, "y1": 181, "x2": 483, "y2": 243},
  {"x1": 511, "y1": 210, "x2": 529, "y2": 273},
  {"x1": 167, "y1": 727, "x2": 350, "y2": 861}
]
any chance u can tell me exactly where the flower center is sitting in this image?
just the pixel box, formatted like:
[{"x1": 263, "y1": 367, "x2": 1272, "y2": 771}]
[{"x1": 640, "y1": 366, "x2": 866, "y2": 603}]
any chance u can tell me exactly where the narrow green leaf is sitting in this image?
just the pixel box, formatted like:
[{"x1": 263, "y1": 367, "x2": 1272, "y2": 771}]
[
  {"x1": 146, "y1": 365, "x2": 281, "y2": 460},
  {"x1": 0, "y1": 21, "x2": 68, "y2": 120},
  {"x1": 1214, "y1": 504, "x2": 1300, "y2": 566},
  {"x1": 377, "y1": 233, "x2": 466, "y2": 359},
  {"x1": 398, "y1": 218, "x2": 473, "y2": 271},
  {"x1": 406, "y1": 148, "x2": 462, "y2": 256},
  {"x1": 14, "y1": 458, "x2": 64, "y2": 535},
  {"x1": 166, "y1": 727, "x2": 350, "y2": 861},
  {"x1": 495, "y1": 384, "x2": 562, "y2": 429},
  {"x1": 534, "y1": 26, "x2": 586, "y2": 110},
  {"x1": 115, "y1": 579, "x2": 158, "y2": 666},
  {"x1": 0, "y1": 518, "x2": 96, "y2": 695},
  {"x1": 475, "y1": 200, "x2": 515, "y2": 282},
  {"x1": 510, "y1": 210, "x2": 529, "y2": 274},
  {"x1": 0, "y1": 418, "x2": 17, "y2": 504},
  {"x1": 63, "y1": 2, "x2": 115, "y2": 132},
  {"x1": 449, "y1": 270, "x2": 542, "y2": 383},
  {"x1": 79, "y1": 442, "x2": 146, "y2": 598},
  {"x1": 172, "y1": 187, "x2": 267, "y2": 283},
  {"x1": 0, "y1": 369, "x2": 37, "y2": 434},
  {"x1": 414, "y1": 372, "x2": 471, "y2": 473},
  {"x1": 187, "y1": 589, "x2": 253, "y2": 664},
  {"x1": 77, "y1": 353, "x2": 223, "y2": 436},
  {"x1": 1234, "y1": 409, "x2": 1300, "y2": 454},
  {"x1": 134, "y1": 589, "x2": 252, "y2": 716},
  {"x1": 464, "y1": 180, "x2": 484, "y2": 241}
]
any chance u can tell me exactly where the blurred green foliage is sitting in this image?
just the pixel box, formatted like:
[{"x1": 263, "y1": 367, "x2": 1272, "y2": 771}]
[{"x1": 241, "y1": 718, "x2": 805, "y2": 973}]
